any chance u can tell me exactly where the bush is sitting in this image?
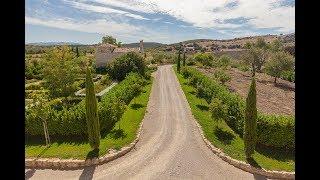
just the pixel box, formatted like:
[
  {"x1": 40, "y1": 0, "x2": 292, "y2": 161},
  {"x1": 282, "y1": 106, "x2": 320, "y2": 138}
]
[
  {"x1": 25, "y1": 83, "x2": 42, "y2": 90},
  {"x1": 280, "y1": 70, "x2": 295, "y2": 82},
  {"x1": 213, "y1": 69, "x2": 231, "y2": 85},
  {"x1": 218, "y1": 55, "x2": 231, "y2": 68},
  {"x1": 106, "y1": 52, "x2": 146, "y2": 81},
  {"x1": 186, "y1": 56, "x2": 196, "y2": 66},
  {"x1": 100, "y1": 74, "x2": 111, "y2": 85},
  {"x1": 209, "y1": 98, "x2": 227, "y2": 121},
  {"x1": 25, "y1": 73, "x2": 146, "y2": 137},
  {"x1": 181, "y1": 67, "x2": 294, "y2": 150},
  {"x1": 193, "y1": 53, "x2": 215, "y2": 67},
  {"x1": 257, "y1": 114, "x2": 294, "y2": 149},
  {"x1": 239, "y1": 65, "x2": 250, "y2": 72}
]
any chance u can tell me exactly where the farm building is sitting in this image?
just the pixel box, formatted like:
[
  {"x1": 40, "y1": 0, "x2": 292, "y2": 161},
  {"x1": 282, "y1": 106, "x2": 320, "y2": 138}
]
[{"x1": 95, "y1": 40, "x2": 144, "y2": 67}]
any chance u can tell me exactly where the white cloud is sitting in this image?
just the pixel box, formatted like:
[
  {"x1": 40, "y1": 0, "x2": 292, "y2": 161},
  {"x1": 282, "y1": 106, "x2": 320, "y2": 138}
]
[
  {"x1": 91, "y1": 0, "x2": 294, "y2": 32},
  {"x1": 64, "y1": 0, "x2": 149, "y2": 20},
  {"x1": 25, "y1": 16, "x2": 140, "y2": 36}
]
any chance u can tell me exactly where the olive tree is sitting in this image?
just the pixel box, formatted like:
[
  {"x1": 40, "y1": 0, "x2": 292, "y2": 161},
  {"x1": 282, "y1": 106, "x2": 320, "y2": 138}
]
[{"x1": 265, "y1": 51, "x2": 294, "y2": 84}]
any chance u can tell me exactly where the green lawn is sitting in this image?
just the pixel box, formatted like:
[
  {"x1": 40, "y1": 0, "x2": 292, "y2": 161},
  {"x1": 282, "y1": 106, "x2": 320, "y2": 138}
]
[
  {"x1": 25, "y1": 79, "x2": 153, "y2": 159},
  {"x1": 174, "y1": 67, "x2": 294, "y2": 172}
]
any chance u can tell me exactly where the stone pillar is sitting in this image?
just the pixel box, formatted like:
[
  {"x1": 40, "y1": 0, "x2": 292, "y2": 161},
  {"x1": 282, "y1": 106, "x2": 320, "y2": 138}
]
[{"x1": 139, "y1": 40, "x2": 144, "y2": 53}]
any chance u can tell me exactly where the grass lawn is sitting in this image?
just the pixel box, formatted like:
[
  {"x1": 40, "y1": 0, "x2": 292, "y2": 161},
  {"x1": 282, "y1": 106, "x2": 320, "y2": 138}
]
[
  {"x1": 174, "y1": 67, "x2": 294, "y2": 172},
  {"x1": 25, "y1": 79, "x2": 153, "y2": 159}
]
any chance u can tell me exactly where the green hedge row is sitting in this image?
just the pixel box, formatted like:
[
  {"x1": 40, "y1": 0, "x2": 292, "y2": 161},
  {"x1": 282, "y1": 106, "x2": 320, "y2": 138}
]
[
  {"x1": 25, "y1": 73, "x2": 146, "y2": 137},
  {"x1": 181, "y1": 67, "x2": 295, "y2": 150}
]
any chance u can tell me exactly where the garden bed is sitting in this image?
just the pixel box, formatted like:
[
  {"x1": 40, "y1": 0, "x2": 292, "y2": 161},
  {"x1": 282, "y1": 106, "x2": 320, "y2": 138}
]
[
  {"x1": 174, "y1": 67, "x2": 294, "y2": 171},
  {"x1": 25, "y1": 77, "x2": 153, "y2": 159}
]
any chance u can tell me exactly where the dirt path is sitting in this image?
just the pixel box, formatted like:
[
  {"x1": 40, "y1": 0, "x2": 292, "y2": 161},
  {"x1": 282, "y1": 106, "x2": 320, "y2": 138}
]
[{"x1": 26, "y1": 65, "x2": 267, "y2": 180}]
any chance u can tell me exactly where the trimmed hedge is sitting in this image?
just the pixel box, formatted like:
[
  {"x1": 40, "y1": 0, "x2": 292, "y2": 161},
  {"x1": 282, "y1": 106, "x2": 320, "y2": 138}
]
[
  {"x1": 25, "y1": 73, "x2": 146, "y2": 137},
  {"x1": 181, "y1": 66, "x2": 294, "y2": 150}
]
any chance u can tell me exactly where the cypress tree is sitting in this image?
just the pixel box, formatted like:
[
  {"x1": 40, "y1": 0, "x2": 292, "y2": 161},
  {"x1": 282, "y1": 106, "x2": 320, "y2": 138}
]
[
  {"x1": 85, "y1": 66, "x2": 101, "y2": 149},
  {"x1": 244, "y1": 77, "x2": 257, "y2": 159},
  {"x1": 183, "y1": 51, "x2": 186, "y2": 66},
  {"x1": 76, "y1": 46, "x2": 79, "y2": 57},
  {"x1": 177, "y1": 49, "x2": 181, "y2": 73}
]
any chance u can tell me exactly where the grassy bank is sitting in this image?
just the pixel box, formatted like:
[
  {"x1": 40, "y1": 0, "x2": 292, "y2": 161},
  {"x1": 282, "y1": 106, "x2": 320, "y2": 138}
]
[
  {"x1": 174, "y1": 67, "x2": 294, "y2": 171},
  {"x1": 25, "y1": 79, "x2": 153, "y2": 159}
]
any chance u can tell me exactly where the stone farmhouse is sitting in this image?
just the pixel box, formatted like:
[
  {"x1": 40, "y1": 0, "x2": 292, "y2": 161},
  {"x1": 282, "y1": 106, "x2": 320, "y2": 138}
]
[{"x1": 95, "y1": 40, "x2": 144, "y2": 68}]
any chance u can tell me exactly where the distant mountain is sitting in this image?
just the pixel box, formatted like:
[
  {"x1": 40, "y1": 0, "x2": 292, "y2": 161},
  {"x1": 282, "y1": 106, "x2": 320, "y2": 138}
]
[
  {"x1": 26, "y1": 42, "x2": 84, "y2": 46},
  {"x1": 122, "y1": 42, "x2": 164, "y2": 49}
]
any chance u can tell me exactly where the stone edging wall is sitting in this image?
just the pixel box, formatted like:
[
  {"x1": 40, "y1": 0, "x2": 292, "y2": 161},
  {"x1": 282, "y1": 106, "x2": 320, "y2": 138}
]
[
  {"x1": 25, "y1": 121, "x2": 144, "y2": 169},
  {"x1": 191, "y1": 114, "x2": 295, "y2": 179}
]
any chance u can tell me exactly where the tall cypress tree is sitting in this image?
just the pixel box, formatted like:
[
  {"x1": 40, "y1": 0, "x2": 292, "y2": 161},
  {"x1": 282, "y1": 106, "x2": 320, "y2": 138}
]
[
  {"x1": 177, "y1": 49, "x2": 181, "y2": 73},
  {"x1": 183, "y1": 51, "x2": 186, "y2": 66},
  {"x1": 244, "y1": 77, "x2": 257, "y2": 159},
  {"x1": 85, "y1": 66, "x2": 101, "y2": 149},
  {"x1": 76, "y1": 46, "x2": 79, "y2": 57}
]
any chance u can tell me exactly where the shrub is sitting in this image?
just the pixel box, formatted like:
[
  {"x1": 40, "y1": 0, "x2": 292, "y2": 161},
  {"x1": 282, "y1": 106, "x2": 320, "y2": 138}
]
[
  {"x1": 239, "y1": 65, "x2": 250, "y2": 72},
  {"x1": 25, "y1": 83, "x2": 42, "y2": 90},
  {"x1": 280, "y1": 70, "x2": 295, "y2": 82},
  {"x1": 100, "y1": 74, "x2": 111, "y2": 85},
  {"x1": 218, "y1": 55, "x2": 231, "y2": 68},
  {"x1": 106, "y1": 52, "x2": 146, "y2": 81},
  {"x1": 209, "y1": 98, "x2": 228, "y2": 121},
  {"x1": 186, "y1": 56, "x2": 196, "y2": 66},
  {"x1": 180, "y1": 67, "x2": 294, "y2": 150},
  {"x1": 257, "y1": 114, "x2": 294, "y2": 149},
  {"x1": 213, "y1": 69, "x2": 231, "y2": 85},
  {"x1": 244, "y1": 78, "x2": 257, "y2": 158},
  {"x1": 193, "y1": 53, "x2": 214, "y2": 67},
  {"x1": 85, "y1": 67, "x2": 101, "y2": 149}
]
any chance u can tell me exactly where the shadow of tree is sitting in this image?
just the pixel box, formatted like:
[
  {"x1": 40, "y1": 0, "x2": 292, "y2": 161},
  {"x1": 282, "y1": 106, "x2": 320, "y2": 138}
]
[
  {"x1": 255, "y1": 144, "x2": 295, "y2": 162},
  {"x1": 86, "y1": 148, "x2": 99, "y2": 160},
  {"x1": 25, "y1": 169, "x2": 36, "y2": 179},
  {"x1": 214, "y1": 127, "x2": 235, "y2": 145},
  {"x1": 189, "y1": 90, "x2": 196, "y2": 95},
  {"x1": 274, "y1": 82, "x2": 295, "y2": 91},
  {"x1": 196, "y1": 104, "x2": 209, "y2": 111},
  {"x1": 79, "y1": 165, "x2": 96, "y2": 180},
  {"x1": 246, "y1": 157, "x2": 262, "y2": 169},
  {"x1": 109, "y1": 129, "x2": 127, "y2": 140},
  {"x1": 253, "y1": 173, "x2": 268, "y2": 180},
  {"x1": 130, "y1": 103, "x2": 145, "y2": 110}
]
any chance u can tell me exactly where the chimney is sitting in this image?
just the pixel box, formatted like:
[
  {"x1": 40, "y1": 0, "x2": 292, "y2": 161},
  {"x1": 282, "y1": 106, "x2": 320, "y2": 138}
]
[{"x1": 139, "y1": 40, "x2": 144, "y2": 53}]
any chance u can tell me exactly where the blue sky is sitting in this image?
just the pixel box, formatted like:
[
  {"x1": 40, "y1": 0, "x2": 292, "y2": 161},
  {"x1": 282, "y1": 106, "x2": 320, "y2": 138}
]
[{"x1": 25, "y1": 0, "x2": 295, "y2": 44}]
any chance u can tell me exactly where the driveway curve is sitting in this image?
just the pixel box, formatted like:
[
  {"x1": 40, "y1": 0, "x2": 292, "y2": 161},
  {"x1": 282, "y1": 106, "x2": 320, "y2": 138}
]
[{"x1": 26, "y1": 65, "x2": 268, "y2": 180}]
